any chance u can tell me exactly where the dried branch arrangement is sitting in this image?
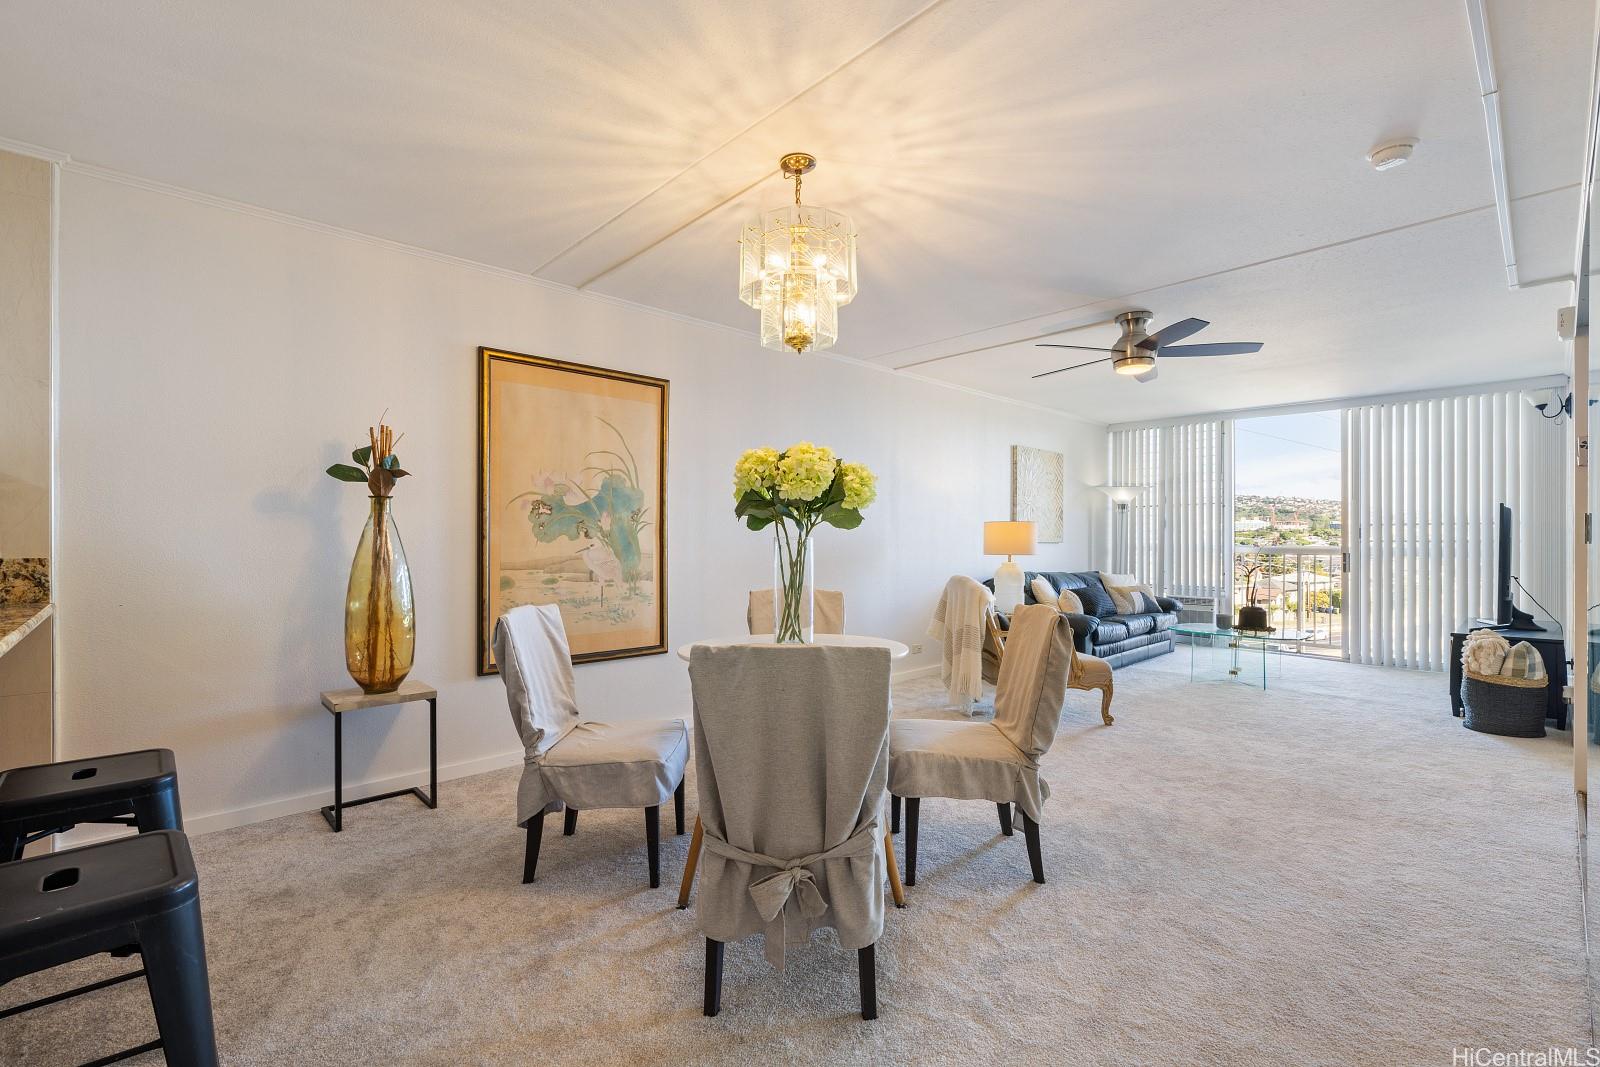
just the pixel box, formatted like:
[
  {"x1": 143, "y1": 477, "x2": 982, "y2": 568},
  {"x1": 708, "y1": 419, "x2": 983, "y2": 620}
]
[{"x1": 326, "y1": 418, "x2": 411, "y2": 497}]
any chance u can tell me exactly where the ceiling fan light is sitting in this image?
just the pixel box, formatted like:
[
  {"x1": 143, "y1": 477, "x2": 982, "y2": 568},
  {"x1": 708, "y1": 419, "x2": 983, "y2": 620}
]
[{"x1": 1113, "y1": 353, "x2": 1155, "y2": 376}]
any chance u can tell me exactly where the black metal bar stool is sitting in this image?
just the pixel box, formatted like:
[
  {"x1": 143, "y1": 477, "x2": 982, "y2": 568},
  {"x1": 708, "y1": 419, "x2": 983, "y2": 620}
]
[
  {"x1": 0, "y1": 830, "x2": 219, "y2": 1066},
  {"x1": 0, "y1": 749, "x2": 181, "y2": 860}
]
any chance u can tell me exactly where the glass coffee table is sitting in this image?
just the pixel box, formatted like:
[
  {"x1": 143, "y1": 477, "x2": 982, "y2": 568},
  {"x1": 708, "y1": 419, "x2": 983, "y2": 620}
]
[{"x1": 1171, "y1": 623, "x2": 1307, "y2": 690}]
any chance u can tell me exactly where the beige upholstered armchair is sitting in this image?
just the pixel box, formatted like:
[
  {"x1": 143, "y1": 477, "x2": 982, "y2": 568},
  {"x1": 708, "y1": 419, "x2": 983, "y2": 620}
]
[
  {"x1": 889, "y1": 604, "x2": 1076, "y2": 886},
  {"x1": 746, "y1": 588, "x2": 846, "y2": 636},
  {"x1": 493, "y1": 604, "x2": 689, "y2": 888},
  {"x1": 687, "y1": 643, "x2": 898, "y2": 1020},
  {"x1": 986, "y1": 603, "x2": 1114, "y2": 725}
]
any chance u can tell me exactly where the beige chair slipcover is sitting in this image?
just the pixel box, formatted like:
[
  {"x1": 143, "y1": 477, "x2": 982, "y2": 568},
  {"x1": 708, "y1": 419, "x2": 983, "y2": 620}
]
[
  {"x1": 746, "y1": 588, "x2": 846, "y2": 636},
  {"x1": 688, "y1": 644, "x2": 891, "y2": 969},
  {"x1": 986, "y1": 604, "x2": 1114, "y2": 725},
  {"x1": 889, "y1": 604, "x2": 1074, "y2": 822},
  {"x1": 493, "y1": 603, "x2": 688, "y2": 827}
]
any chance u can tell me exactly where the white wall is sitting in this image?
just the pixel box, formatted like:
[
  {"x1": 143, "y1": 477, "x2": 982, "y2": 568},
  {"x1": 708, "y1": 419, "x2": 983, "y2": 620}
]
[{"x1": 55, "y1": 169, "x2": 1106, "y2": 831}]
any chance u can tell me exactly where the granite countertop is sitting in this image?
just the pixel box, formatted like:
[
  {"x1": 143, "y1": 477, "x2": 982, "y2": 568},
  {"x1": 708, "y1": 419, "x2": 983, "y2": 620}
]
[{"x1": 0, "y1": 601, "x2": 52, "y2": 659}]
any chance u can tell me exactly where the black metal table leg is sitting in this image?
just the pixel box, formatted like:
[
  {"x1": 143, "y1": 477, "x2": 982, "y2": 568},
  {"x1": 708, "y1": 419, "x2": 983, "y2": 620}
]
[
  {"x1": 320, "y1": 713, "x2": 345, "y2": 831},
  {"x1": 426, "y1": 697, "x2": 438, "y2": 808}
]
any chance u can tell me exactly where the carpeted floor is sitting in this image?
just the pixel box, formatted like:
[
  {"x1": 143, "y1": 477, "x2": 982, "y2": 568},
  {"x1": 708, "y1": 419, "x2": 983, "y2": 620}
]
[{"x1": 3, "y1": 651, "x2": 1590, "y2": 1065}]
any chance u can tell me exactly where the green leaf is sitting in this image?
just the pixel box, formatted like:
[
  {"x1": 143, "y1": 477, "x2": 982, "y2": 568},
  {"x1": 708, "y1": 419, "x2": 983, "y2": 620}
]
[
  {"x1": 821, "y1": 505, "x2": 863, "y2": 530},
  {"x1": 381, "y1": 453, "x2": 400, "y2": 470},
  {"x1": 735, "y1": 489, "x2": 779, "y2": 522},
  {"x1": 352, "y1": 445, "x2": 373, "y2": 465},
  {"x1": 326, "y1": 463, "x2": 369, "y2": 483},
  {"x1": 819, "y1": 468, "x2": 846, "y2": 508},
  {"x1": 744, "y1": 513, "x2": 775, "y2": 532}
]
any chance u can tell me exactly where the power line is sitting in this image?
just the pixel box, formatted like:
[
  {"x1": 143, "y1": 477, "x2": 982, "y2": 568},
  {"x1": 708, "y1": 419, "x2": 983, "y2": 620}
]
[{"x1": 1235, "y1": 426, "x2": 1341, "y2": 454}]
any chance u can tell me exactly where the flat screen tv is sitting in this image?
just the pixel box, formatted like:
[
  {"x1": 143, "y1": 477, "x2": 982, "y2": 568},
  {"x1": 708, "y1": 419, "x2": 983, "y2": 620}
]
[{"x1": 1485, "y1": 503, "x2": 1542, "y2": 631}]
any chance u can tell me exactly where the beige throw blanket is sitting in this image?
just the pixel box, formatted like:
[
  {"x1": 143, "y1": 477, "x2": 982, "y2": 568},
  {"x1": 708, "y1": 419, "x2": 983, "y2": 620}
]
[{"x1": 928, "y1": 575, "x2": 992, "y2": 706}]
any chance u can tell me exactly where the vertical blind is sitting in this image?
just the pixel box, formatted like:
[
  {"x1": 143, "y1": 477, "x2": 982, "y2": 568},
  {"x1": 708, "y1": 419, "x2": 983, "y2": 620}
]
[
  {"x1": 1342, "y1": 390, "x2": 1564, "y2": 670},
  {"x1": 1108, "y1": 420, "x2": 1234, "y2": 604},
  {"x1": 1108, "y1": 425, "x2": 1162, "y2": 581}
]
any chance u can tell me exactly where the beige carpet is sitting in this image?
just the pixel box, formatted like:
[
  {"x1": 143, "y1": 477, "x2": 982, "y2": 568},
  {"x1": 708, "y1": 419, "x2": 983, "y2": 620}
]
[{"x1": 3, "y1": 652, "x2": 1590, "y2": 1065}]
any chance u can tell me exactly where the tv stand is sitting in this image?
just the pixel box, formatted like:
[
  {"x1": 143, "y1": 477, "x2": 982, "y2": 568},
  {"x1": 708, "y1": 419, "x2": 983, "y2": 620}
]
[{"x1": 1470, "y1": 607, "x2": 1546, "y2": 633}]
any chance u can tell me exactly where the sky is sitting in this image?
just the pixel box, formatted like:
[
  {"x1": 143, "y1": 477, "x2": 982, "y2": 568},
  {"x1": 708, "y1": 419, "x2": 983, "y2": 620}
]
[{"x1": 1234, "y1": 411, "x2": 1341, "y2": 500}]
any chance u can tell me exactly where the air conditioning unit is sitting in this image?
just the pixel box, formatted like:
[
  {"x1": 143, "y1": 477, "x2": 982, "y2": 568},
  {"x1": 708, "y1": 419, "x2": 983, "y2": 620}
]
[{"x1": 1169, "y1": 595, "x2": 1218, "y2": 642}]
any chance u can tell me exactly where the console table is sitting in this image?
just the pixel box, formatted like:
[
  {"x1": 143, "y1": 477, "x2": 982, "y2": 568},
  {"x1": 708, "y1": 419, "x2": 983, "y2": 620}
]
[
  {"x1": 320, "y1": 679, "x2": 438, "y2": 832},
  {"x1": 1448, "y1": 623, "x2": 1566, "y2": 730}
]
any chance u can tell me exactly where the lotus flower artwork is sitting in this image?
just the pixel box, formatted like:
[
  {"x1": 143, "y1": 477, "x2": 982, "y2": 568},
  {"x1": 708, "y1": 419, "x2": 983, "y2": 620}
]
[{"x1": 506, "y1": 417, "x2": 654, "y2": 629}]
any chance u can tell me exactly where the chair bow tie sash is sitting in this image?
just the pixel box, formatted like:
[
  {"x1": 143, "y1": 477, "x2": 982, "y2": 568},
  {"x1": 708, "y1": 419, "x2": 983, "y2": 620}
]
[{"x1": 700, "y1": 820, "x2": 881, "y2": 969}]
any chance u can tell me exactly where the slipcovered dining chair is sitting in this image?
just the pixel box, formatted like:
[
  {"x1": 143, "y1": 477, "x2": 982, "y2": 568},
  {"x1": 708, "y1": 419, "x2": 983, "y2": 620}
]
[
  {"x1": 889, "y1": 604, "x2": 1075, "y2": 886},
  {"x1": 493, "y1": 603, "x2": 689, "y2": 888},
  {"x1": 746, "y1": 588, "x2": 846, "y2": 636},
  {"x1": 688, "y1": 643, "x2": 896, "y2": 1020}
]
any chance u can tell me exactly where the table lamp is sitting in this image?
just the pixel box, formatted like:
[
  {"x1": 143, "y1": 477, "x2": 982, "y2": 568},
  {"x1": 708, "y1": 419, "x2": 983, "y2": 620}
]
[{"x1": 984, "y1": 521, "x2": 1036, "y2": 614}]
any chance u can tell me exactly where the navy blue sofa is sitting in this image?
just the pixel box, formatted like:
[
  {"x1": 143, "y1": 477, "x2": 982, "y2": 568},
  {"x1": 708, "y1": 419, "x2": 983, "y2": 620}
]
[{"x1": 986, "y1": 570, "x2": 1179, "y2": 669}]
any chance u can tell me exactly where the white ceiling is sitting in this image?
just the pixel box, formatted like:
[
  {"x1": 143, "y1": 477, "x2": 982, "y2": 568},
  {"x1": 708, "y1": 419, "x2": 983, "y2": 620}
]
[{"x1": 0, "y1": 0, "x2": 1590, "y2": 420}]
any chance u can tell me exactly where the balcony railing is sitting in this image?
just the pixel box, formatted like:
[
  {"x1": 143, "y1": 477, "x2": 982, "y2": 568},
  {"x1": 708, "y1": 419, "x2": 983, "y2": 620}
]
[{"x1": 1232, "y1": 545, "x2": 1343, "y2": 657}]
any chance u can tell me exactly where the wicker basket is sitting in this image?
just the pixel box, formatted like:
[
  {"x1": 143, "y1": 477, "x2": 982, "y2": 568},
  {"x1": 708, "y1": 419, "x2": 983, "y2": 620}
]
[{"x1": 1461, "y1": 668, "x2": 1547, "y2": 738}]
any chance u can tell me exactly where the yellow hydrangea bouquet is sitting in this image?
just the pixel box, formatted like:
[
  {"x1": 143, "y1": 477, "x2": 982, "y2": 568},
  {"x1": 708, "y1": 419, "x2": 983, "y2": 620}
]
[{"x1": 733, "y1": 442, "x2": 877, "y2": 642}]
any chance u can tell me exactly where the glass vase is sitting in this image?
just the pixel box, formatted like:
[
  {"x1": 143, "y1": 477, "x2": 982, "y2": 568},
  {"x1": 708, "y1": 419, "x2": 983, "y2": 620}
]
[
  {"x1": 345, "y1": 496, "x2": 415, "y2": 693},
  {"x1": 772, "y1": 524, "x2": 815, "y2": 644}
]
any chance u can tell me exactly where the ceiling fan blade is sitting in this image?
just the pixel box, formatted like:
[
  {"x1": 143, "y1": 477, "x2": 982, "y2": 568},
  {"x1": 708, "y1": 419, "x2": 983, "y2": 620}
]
[
  {"x1": 1137, "y1": 317, "x2": 1208, "y2": 350},
  {"x1": 1158, "y1": 342, "x2": 1265, "y2": 358},
  {"x1": 1135, "y1": 365, "x2": 1159, "y2": 383},
  {"x1": 1032, "y1": 357, "x2": 1113, "y2": 379},
  {"x1": 1035, "y1": 344, "x2": 1117, "y2": 352}
]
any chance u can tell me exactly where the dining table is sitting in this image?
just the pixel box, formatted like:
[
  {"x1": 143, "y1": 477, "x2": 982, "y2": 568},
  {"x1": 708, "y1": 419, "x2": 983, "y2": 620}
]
[{"x1": 675, "y1": 633, "x2": 911, "y2": 662}]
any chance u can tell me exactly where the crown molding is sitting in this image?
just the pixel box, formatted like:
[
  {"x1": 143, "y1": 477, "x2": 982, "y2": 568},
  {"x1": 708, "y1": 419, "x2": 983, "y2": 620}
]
[
  {"x1": 1106, "y1": 373, "x2": 1570, "y2": 431},
  {"x1": 0, "y1": 135, "x2": 71, "y2": 164}
]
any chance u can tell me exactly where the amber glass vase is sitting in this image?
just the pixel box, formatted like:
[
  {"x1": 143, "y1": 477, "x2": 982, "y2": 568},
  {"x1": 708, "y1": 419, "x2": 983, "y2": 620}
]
[{"x1": 345, "y1": 496, "x2": 415, "y2": 693}]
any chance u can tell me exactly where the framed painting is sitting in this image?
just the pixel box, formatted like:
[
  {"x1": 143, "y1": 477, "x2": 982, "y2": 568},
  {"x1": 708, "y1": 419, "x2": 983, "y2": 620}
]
[{"x1": 478, "y1": 347, "x2": 668, "y2": 672}]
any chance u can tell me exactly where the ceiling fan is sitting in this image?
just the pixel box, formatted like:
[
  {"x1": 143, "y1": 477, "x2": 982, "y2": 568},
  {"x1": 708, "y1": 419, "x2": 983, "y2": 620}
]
[{"x1": 1033, "y1": 309, "x2": 1263, "y2": 383}]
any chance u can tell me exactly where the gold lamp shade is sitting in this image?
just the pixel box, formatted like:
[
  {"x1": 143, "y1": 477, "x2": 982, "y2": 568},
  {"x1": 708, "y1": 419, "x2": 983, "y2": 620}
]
[{"x1": 984, "y1": 521, "x2": 1037, "y2": 558}]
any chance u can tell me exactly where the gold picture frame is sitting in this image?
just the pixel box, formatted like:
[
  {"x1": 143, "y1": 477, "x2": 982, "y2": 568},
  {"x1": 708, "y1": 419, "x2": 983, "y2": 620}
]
[{"x1": 478, "y1": 346, "x2": 668, "y2": 673}]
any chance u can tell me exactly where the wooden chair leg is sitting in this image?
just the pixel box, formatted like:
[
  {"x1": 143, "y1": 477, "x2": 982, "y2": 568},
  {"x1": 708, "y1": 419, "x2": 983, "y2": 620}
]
[
  {"x1": 677, "y1": 815, "x2": 703, "y2": 909},
  {"x1": 522, "y1": 810, "x2": 546, "y2": 884},
  {"x1": 674, "y1": 778, "x2": 686, "y2": 835},
  {"x1": 997, "y1": 802, "x2": 1013, "y2": 836},
  {"x1": 1020, "y1": 809, "x2": 1045, "y2": 884},
  {"x1": 704, "y1": 938, "x2": 725, "y2": 1017},
  {"x1": 563, "y1": 808, "x2": 578, "y2": 836},
  {"x1": 883, "y1": 832, "x2": 906, "y2": 908},
  {"x1": 858, "y1": 943, "x2": 878, "y2": 1021},
  {"x1": 904, "y1": 798, "x2": 920, "y2": 886},
  {"x1": 891, "y1": 793, "x2": 901, "y2": 834},
  {"x1": 1100, "y1": 680, "x2": 1114, "y2": 726},
  {"x1": 645, "y1": 805, "x2": 661, "y2": 888}
]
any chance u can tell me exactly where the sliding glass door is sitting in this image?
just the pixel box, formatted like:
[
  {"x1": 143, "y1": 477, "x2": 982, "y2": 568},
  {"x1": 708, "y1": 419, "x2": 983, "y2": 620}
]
[{"x1": 1232, "y1": 413, "x2": 1343, "y2": 657}]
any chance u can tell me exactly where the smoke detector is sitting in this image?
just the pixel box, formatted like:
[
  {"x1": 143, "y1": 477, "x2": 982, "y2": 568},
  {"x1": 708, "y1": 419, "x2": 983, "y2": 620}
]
[{"x1": 1366, "y1": 140, "x2": 1416, "y2": 171}]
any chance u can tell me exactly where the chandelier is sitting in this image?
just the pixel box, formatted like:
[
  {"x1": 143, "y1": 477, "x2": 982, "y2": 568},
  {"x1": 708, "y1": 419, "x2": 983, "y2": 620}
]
[{"x1": 738, "y1": 153, "x2": 858, "y2": 354}]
